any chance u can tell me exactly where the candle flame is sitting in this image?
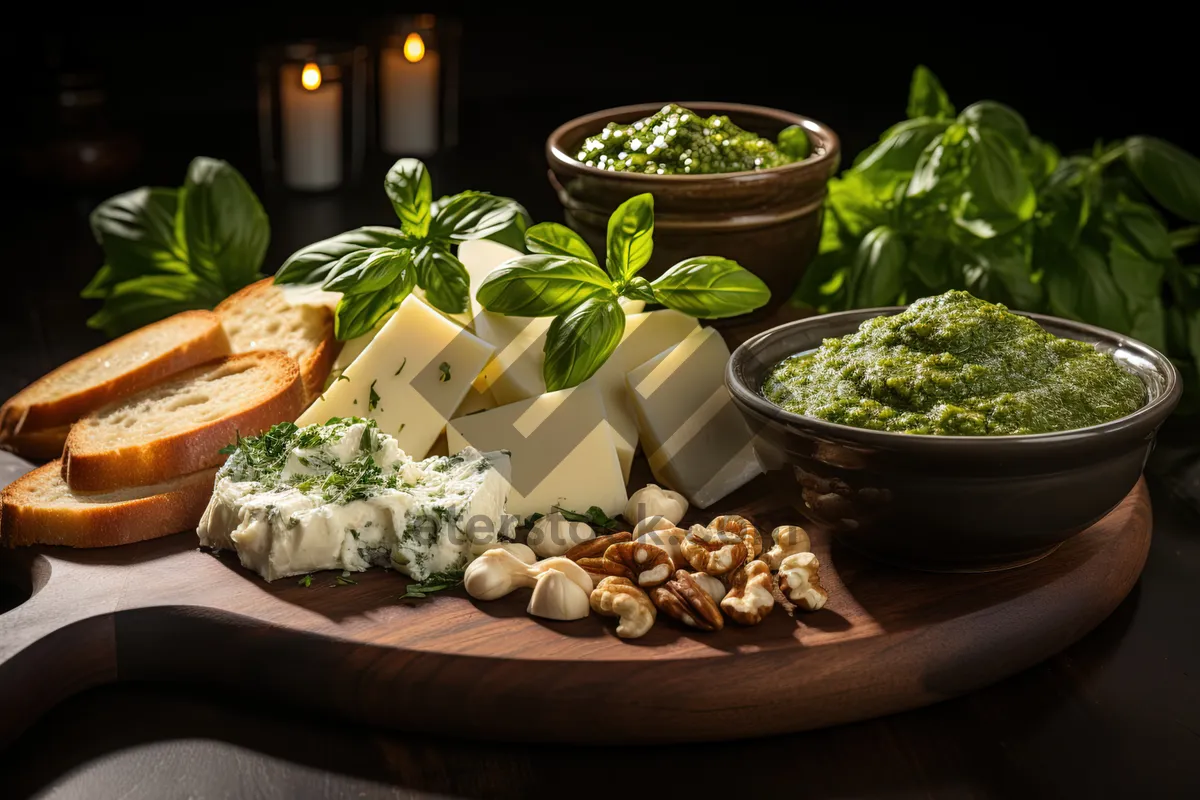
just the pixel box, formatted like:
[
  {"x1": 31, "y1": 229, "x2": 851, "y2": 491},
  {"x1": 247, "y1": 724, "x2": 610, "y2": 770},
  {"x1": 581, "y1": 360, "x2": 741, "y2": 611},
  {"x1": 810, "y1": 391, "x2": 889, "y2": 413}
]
[
  {"x1": 403, "y1": 33, "x2": 426, "y2": 63},
  {"x1": 300, "y1": 62, "x2": 322, "y2": 91}
]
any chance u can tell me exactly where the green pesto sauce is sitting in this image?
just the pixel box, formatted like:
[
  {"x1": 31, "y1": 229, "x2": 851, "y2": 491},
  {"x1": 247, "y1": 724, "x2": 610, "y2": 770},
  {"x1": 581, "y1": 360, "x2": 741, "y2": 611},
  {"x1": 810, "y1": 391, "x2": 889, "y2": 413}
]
[
  {"x1": 762, "y1": 291, "x2": 1146, "y2": 436},
  {"x1": 575, "y1": 103, "x2": 803, "y2": 175}
]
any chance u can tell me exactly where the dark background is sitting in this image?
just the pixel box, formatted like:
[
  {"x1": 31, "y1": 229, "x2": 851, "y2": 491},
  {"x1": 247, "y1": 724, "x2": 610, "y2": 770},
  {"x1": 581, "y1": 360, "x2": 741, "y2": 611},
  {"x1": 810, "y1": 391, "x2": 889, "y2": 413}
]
[{"x1": 2, "y1": 13, "x2": 1197, "y2": 395}]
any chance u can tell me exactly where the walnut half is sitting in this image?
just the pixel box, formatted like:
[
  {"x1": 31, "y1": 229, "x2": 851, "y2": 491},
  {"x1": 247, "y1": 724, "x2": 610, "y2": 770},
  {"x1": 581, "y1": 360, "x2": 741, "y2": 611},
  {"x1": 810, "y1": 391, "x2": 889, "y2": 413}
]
[
  {"x1": 778, "y1": 552, "x2": 828, "y2": 611},
  {"x1": 721, "y1": 560, "x2": 775, "y2": 625},
  {"x1": 681, "y1": 524, "x2": 747, "y2": 576},
  {"x1": 651, "y1": 570, "x2": 724, "y2": 631},
  {"x1": 602, "y1": 541, "x2": 674, "y2": 588}
]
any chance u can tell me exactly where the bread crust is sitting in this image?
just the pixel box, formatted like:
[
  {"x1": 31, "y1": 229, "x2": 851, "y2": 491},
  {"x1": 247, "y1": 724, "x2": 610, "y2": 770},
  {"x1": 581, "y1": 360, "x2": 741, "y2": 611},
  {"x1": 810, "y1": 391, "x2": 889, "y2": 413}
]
[
  {"x1": 0, "y1": 425, "x2": 69, "y2": 462},
  {"x1": 0, "y1": 310, "x2": 231, "y2": 437},
  {"x1": 216, "y1": 278, "x2": 341, "y2": 402},
  {"x1": 0, "y1": 462, "x2": 217, "y2": 548},
  {"x1": 61, "y1": 351, "x2": 305, "y2": 492}
]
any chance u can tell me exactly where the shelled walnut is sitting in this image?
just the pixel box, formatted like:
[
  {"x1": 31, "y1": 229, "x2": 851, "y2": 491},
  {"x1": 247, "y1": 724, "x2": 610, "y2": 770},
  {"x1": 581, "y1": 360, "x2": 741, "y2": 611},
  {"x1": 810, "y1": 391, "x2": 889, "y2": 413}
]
[
  {"x1": 590, "y1": 576, "x2": 656, "y2": 638},
  {"x1": 720, "y1": 560, "x2": 775, "y2": 625},
  {"x1": 761, "y1": 525, "x2": 811, "y2": 570},
  {"x1": 602, "y1": 541, "x2": 673, "y2": 588},
  {"x1": 778, "y1": 552, "x2": 828, "y2": 611},
  {"x1": 681, "y1": 524, "x2": 747, "y2": 576},
  {"x1": 651, "y1": 570, "x2": 724, "y2": 631},
  {"x1": 709, "y1": 514, "x2": 762, "y2": 561}
]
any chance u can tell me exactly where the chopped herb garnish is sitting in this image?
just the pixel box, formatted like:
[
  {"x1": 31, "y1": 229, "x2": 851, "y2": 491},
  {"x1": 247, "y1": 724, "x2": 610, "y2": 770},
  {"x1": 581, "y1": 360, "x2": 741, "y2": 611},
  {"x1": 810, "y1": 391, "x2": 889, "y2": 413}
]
[
  {"x1": 395, "y1": 357, "x2": 408, "y2": 376},
  {"x1": 298, "y1": 574, "x2": 313, "y2": 588},
  {"x1": 438, "y1": 362, "x2": 452, "y2": 382},
  {"x1": 335, "y1": 573, "x2": 358, "y2": 586},
  {"x1": 400, "y1": 568, "x2": 464, "y2": 599},
  {"x1": 353, "y1": 398, "x2": 358, "y2": 405},
  {"x1": 398, "y1": 423, "x2": 406, "y2": 434},
  {"x1": 552, "y1": 504, "x2": 623, "y2": 531},
  {"x1": 369, "y1": 380, "x2": 381, "y2": 411}
]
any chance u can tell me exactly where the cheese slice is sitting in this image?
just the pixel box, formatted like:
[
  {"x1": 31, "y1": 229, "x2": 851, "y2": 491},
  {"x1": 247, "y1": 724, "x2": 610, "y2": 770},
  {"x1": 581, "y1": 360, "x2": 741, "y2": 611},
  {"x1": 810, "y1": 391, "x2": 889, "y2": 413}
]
[
  {"x1": 447, "y1": 383, "x2": 627, "y2": 519},
  {"x1": 297, "y1": 295, "x2": 495, "y2": 459},
  {"x1": 626, "y1": 326, "x2": 763, "y2": 509}
]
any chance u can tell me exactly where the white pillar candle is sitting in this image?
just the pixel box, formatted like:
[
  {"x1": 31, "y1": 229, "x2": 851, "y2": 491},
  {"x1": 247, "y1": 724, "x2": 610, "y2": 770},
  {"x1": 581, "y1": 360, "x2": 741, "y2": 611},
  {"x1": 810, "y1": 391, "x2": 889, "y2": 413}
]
[
  {"x1": 380, "y1": 33, "x2": 439, "y2": 156},
  {"x1": 280, "y1": 62, "x2": 343, "y2": 191}
]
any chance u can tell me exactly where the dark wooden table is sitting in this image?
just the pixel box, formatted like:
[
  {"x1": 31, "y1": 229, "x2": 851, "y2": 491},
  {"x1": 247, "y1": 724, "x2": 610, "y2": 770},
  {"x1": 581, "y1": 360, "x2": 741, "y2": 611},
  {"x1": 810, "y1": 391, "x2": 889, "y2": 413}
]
[{"x1": 2, "y1": 148, "x2": 1199, "y2": 800}]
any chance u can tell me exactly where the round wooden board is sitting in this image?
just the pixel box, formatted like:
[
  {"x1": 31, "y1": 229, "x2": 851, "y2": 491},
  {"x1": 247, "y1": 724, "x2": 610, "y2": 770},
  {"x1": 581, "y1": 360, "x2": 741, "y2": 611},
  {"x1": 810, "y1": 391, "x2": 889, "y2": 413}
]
[{"x1": 0, "y1": 463, "x2": 1151, "y2": 746}]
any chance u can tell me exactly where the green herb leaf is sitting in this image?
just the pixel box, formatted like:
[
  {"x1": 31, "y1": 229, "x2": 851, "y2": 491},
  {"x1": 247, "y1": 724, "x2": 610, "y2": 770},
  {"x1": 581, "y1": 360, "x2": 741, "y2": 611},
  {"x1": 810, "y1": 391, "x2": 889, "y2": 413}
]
[
  {"x1": 275, "y1": 227, "x2": 410, "y2": 286},
  {"x1": 335, "y1": 573, "x2": 358, "y2": 586},
  {"x1": 438, "y1": 362, "x2": 452, "y2": 382},
  {"x1": 525, "y1": 222, "x2": 599, "y2": 264},
  {"x1": 957, "y1": 101, "x2": 1030, "y2": 150},
  {"x1": 298, "y1": 574, "x2": 313, "y2": 588},
  {"x1": 650, "y1": 257, "x2": 771, "y2": 318},
  {"x1": 1125, "y1": 136, "x2": 1200, "y2": 224},
  {"x1": 621, "y1": 276, "x2": 657, "y2": 304},
  {"x1": 394, "y1": 357, "x2": 407, "y2": 376},
  {"x1": 605, "y1": 193, "x2": 655, "y2": 281},
  {"x1": 852, "y1": 118, "x2": 947, "y2": 184},
  {"x1": 334, "y1": 269, "x2": 416, "y2": 340},
  {"x1": 552, "y1": 505, "x2": 623, "y2": 532},
  {"x1": 542, "y1": 296, "x2": 626, "y2": 391},
  {"x1": 477, "y1": 254, "x2": 614, "y2": 316},
  {"x1": 179, "y1": 157, "x2": 269, "y2": 294},
  {"x1": 414, "y1": 245, "x2": 470, "y2": 314},
  {"x1": 777, "y1": 125, "x2": 812, "y2": 161},
  {"x1": 368, "y1": 380, "x2": 381, "y2": 411},
  {"x1": 88, "y1": 187, "x2": 190, "y2": 287},
  {"x1": 384, "y1": 158, "x2": 433, "y2": 238},
  {"x1": 86, "y1": 273, "x2": 227, "y2": 337},
  {"x1": 847, "y1": 227, "x2": 907, "y2": 307},
  {"x1": 907, "y1": 65, "x2": 955, "y2": 120},
  {"x1": 430, "y1": 191, "x2": 526, "y2": 242},
  {"x1": 322, "y1": 247, "x2": 413, "y2": 295},
  {"x1": 400, "y1": 569, "x2": 464, "y2": 599}
]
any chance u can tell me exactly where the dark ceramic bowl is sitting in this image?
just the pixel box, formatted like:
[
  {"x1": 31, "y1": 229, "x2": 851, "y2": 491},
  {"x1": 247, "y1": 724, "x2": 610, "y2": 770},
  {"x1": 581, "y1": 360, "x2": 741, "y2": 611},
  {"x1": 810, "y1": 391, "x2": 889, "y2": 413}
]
[
  {"x1": 726, "y1": 308, "x2": 1182, "y2": 571},
  {"x1": 546, "y1": 102, "x2": 840, "y2": 322}
]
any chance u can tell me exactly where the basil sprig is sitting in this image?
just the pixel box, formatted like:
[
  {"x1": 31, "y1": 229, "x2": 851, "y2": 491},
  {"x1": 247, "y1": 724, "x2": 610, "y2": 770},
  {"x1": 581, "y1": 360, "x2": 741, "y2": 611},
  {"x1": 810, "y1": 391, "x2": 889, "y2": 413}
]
[
  {"x1": 82, "y1": 157, "x2": 269, "y2": 336},
  {"x1": 275, "y1": 158, "x2": 529, "y2": 340},
  {"x1": 478, "y1": 193, "x2": 770, "y2": 391}
]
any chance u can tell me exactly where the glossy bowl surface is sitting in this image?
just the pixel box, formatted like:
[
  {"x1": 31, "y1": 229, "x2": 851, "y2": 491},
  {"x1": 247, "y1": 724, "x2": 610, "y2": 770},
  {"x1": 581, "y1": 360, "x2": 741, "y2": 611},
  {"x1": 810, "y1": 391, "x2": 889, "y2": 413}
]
[
  {"x1": 546, "y1": 102, "x2": 841, "y2": 321},
  {"x1": 726, "y1": 308, "x2": 1182, "y2": 571}
]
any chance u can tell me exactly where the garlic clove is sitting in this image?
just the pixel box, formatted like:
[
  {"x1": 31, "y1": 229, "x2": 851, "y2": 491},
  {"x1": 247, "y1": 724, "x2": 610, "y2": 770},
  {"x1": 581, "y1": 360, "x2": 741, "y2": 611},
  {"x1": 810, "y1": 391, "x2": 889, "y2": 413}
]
[
  {"x1": 527, "y1": 512, "x2": 596, "y2": 559},
  {"x1": 529, "y1": 557, "x2": 594, "y2": 596},
  {"x1": 624, "y1": 484, "x2": 689, "y2": 526},
  {"x1": 528, "y1": 570, "x2": 591, "y2": 620},
  {"x1": 464, "y1": 548, "x2": 536, "y2": 601}
]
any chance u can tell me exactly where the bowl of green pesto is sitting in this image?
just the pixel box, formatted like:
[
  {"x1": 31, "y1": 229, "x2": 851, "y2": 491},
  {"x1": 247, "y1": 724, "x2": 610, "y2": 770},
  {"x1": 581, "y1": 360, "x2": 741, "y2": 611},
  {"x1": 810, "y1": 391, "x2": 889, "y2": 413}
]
[
  {"x1": 546, "y1": 102, "x2": 841, "y2": 319},
  {"x1": 726, "y1": 291, "x2": 1180, "y2": 571}
]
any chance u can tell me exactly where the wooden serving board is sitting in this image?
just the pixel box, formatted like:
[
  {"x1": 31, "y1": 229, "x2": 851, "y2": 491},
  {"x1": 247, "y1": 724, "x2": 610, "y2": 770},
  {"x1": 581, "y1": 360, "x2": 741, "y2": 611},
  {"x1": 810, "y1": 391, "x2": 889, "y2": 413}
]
[{"x1": 0, "y1": 451, "x2": 1150, "y2": 746}]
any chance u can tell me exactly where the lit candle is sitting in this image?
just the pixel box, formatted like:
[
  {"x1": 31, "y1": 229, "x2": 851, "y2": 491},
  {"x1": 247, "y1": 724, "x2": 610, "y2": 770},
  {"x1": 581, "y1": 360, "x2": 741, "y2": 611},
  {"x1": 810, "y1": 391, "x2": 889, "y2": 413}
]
[
  {"x1": 380, "y1": 32, "x2": 440, "y2": 156},
  {"x1": 280, "y1": 61, "x2": 343, "y2": 191}
]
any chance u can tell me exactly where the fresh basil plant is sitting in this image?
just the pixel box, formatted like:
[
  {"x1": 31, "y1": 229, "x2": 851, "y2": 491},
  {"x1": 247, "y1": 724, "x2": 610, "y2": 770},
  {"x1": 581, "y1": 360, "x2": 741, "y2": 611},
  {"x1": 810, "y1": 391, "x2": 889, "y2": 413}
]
[
  {"x1": 478, "y1": 193, "x2": 770, "y2": 391},
  {"x1": 801, "y1": 65, "x2": 1200, "y2": 408},
  {"x1": 82, "y1": 157, "x2": 269, "y2": 336},
  {"x1": 275, "y1": 159, "x2": 529, "y2": 340}
]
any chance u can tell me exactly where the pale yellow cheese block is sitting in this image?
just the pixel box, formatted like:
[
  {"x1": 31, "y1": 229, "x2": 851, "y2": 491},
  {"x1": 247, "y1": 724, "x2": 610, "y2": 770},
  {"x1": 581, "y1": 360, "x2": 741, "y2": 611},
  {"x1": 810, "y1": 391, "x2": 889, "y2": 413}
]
[
  {"x1": 447, "y1": 383, "x2": 627, "y2": 520},
  {"x1": 626, "y1": 326, "x2": 763, "y2": 509},
  {"x1": 297, "y1": 295, "x2": 495, "y2": 459}
]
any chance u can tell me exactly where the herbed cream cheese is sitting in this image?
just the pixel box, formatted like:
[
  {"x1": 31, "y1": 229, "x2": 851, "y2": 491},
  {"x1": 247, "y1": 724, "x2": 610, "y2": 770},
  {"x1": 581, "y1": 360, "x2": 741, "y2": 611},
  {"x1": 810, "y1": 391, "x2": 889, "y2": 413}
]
[{"x1": 197, "y1": 418, "x2": 512, "y2": 582}]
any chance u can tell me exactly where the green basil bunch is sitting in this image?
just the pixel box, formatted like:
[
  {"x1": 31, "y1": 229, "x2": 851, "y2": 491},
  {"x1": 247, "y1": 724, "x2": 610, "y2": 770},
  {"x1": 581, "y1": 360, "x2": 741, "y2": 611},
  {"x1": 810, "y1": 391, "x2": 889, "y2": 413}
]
[
  {"x1": 800, "y1": 66, "x2": 1200, "y2": 407},
  {"x1": 82, "y1": 157, "x2": 269, "y2": 336},
  {"x1": 275, "y1": 159, "x2": 529, "y2": 339},
  {"x1": 478, "y1": 193, "x2": 770, "y2": 391}
]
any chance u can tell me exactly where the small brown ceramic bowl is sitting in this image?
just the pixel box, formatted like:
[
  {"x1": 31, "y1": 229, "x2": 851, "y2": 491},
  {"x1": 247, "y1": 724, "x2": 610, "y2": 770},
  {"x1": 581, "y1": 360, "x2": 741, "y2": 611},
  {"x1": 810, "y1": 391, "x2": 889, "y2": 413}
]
[
  {"x1": 726, "y1": 308, "x2": 1182, "y2": 571},
  {"x1": 546, "y1": 102, "x2": 840, "y2": 322}
]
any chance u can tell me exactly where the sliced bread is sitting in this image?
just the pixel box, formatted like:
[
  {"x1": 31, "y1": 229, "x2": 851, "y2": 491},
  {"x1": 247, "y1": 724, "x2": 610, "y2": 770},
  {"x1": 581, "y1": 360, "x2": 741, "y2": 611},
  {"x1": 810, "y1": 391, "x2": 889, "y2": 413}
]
[
  {"x1": 217, "y1": 278, "x2": 340, "y2": 402},
  {"x1": 0, "y1": 310, "x2": 231, "y2": 439},
  {"x1": 62, "y1": 351, "x2": 305, "y2": 492},
  {"x1": 0, "y1": 461, "x2": 217, "y2": 547},
  {"x1": 0, "y1": 425, "x2": 70, "y2": 462}
]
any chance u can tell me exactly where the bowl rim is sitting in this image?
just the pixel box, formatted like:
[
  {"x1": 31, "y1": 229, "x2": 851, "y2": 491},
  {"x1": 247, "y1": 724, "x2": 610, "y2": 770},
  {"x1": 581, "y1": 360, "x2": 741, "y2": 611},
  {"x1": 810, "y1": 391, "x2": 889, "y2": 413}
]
[
  {"x1": 726, "y1": 305, "x2": 1183, "y2": 450},
  {"x1": 546, "y1": 101, "x2": 841, "y2": 183}
]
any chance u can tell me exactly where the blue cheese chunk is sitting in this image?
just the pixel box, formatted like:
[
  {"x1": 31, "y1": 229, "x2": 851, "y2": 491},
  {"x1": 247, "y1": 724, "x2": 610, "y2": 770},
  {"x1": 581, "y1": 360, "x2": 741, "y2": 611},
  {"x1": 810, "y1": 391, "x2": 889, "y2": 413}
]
[{"x1": 197, "y1": 418, "x2": 511, "y2": 582}]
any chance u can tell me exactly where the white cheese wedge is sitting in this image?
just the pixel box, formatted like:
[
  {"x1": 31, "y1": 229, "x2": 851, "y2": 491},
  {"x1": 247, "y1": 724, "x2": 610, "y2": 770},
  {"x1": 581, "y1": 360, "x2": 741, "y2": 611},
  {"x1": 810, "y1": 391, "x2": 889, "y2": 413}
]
[
  {"x1": 297, "y1": 295, "x2": 495, "y2": 460},
  {"x1": 446, "y1": 383, "x2": 627, "y2": 520},
  {"x1": 626, "y1": 326, "x2": 763, "y2": 509},
  {"x1": 196, "y1": 419, "x2": 513, "y2": 582}
]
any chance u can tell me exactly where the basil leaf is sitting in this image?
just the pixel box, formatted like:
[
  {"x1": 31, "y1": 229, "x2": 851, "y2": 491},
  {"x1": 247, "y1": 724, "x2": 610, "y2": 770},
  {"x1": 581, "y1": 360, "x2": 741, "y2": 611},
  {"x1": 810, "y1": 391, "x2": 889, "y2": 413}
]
[
  {"x1": 650, "y1": 256, "x2": 771, "y2": 318},
  {"x1": 971, "y1": 130, "x2": 1036, "y2": 219},
  {"x1": 179, "y1": 157, "x2": 269, "y2": 294},
  {"x1": 430, "y1": 191, "x2": 525, "y2": 242},
  {"x1": 335, "y1": 269, "x2": 416, "y2": 340},
  {"x1": 907, "y1": 65, "x2": 955, "y2": 121},
  {"x1": 963, "y1": 238, "x2": 1041, "y2": 309},
  {"x1": 852, "y1": 118, "x2": 947, "y2": 183},
  {"x1": 777, "y1": 125, "x2": 811, "y2": 160},
  {"x1": 477, "y1": 254, "x2": 614, "y2": 316},
  {"x1": 1125, "y1": 137, "x2": 1200, "y2": 224},
  {"x1": 89, "y1": 187, "x2": 189, "y2": 285},
  {"x1": 622, "y1": 276, "x2": 657, "y2": 304},
  {"x1": 957, "y1": 101, "x2": 1030, "y2": 150},
  {"x1": 525, "y1": 222, "x2": 599, "y2": 264},
  {"x1": 323, "y1": 248, "x2": 413, "y2": 295},
  {"x1": 414, "y1": 245, "x2": 470, "y2": 314},
  {"x1": 848, "y1": 227, "x2": 907, "y2": 307},
  {"x1": 86, "y1": 274, "x2": 226, "y2": 337},
  {"x1": 81, "y1": 264, "x2": 118, "y2": 299},
  {"x1": 1113, "y1": 203, "x2": 1173, "y2": 262},
  {"x1": 275, "y1": 227, "x2": 409, "y2": 285},
  {"x1": 384, "y1": 158, "x2": 432, "y2": 237},
  {"x1": 605, "y1": 193, "x2": 654, "y2": 281},
  {"x1": 542, "y1": 297, "x2": 626, "y2": 391}
]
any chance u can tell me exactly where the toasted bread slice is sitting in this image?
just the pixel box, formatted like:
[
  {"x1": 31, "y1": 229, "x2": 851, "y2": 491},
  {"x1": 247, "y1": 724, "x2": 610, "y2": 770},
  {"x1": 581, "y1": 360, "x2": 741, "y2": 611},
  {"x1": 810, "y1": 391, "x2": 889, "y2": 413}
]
[
  {"x1": 0, "y1": 310, "x2": 230, "y2": 439},
  {"x1": 62, "y1": 351, "x2": 305, "y2": 492},
  {"x1": 0, "y1": 461, "x2": 217, "y2": 547},
  {"x1": 0, "y1": 425, "x2": 70, "y2": 462},
  {"x1": 217, "y1": 278, "x2": 340, "y2": 402}
]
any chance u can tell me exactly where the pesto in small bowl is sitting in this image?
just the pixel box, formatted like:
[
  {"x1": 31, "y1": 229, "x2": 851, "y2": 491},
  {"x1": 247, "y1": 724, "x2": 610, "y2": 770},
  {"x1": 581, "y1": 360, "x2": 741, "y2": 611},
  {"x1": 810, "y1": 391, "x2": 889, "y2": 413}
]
[{"x1": 761, "y1": 291, "x2": 1146, "y2": 436}]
